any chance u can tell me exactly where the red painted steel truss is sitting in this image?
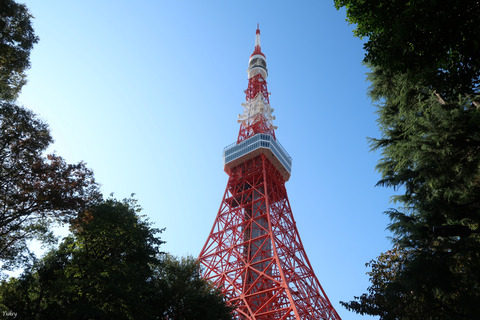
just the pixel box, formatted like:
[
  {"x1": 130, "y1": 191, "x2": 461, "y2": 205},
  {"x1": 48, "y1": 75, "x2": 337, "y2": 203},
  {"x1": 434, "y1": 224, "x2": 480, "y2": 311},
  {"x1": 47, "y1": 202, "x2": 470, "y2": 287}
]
[
  {"x1": 237, "y1": 73, "x2": 276, "y2": 143},
  {"x1": 237, "y1": 113, "x2": 276, "y2": 144},
  {"x1": 245, "y1": 73, "x2": 270, "y2": 104},
  {"x1": 198, "y1": 154, "x2": 341, "y2": 320}
]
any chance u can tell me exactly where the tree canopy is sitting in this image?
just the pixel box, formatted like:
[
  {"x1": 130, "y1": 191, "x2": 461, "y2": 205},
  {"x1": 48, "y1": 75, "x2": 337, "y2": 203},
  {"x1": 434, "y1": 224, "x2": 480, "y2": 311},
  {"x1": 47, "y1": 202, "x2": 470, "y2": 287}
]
[
  {"x1": 335, "y1": 1, "x2": 480, "y2": 319},
  {"x1": 0, "y1": 102, "x2": 100, "y2": 270},
  {"x1": 0, "y1": 199, "x2": 233, "y2": 319},
  {"x1": 0, "y1": 0, "x2": 38, "y2": 101},
  {"x1": 154, "y1": 255, "x2": 234, "y2": 320},
  {"x1": 334, "y1": 0, "x2": 480, "y2": 99},
  {"x1": 0, "y1": 3, "x2": 98, "y2": 270}
]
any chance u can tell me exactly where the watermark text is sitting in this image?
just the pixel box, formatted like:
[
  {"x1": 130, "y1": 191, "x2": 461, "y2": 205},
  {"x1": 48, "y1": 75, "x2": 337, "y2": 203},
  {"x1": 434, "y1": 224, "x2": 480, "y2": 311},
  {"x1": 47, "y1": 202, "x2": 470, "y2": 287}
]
[{"x1": 2, "y1": 311, "x2": 17, "y2": 318}]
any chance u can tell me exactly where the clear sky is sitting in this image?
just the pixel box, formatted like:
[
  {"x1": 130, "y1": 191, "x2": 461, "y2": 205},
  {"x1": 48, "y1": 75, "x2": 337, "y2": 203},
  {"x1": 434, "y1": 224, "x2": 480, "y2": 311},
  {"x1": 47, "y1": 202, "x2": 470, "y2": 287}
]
[{"x1": 18, "y1": 1, "x2": 395, "y2": 319}]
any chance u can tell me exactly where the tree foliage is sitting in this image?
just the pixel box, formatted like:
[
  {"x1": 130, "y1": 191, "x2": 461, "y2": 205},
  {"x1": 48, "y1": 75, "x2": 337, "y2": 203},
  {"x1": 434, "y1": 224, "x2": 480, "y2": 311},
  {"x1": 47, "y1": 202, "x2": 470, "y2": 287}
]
[
  {"x1": 153, "y1": 255, "x2": 234, "y2": 320},
  {"x1": 334, "y1": 1, "x2": 480, "y2": 319},
  {"x1": 0, "y1": 1, "x2": 99, "y2": 272},
  {"x1": 0, "y1": 199, "x2": 163, "y2": 319},
  {"x1": 334, "y1": 0, "x2": 480, "y2": 99},
  {"x1": 0, "y1": 199, "x2": 233, "y2": 319},
  {"x1": 357, "y1": 67, "x2": 480, "y2": 319},
  {"x1": 0, "y1": 102, "x2": 100, "y2": 270},
  {"x1": 0, "y1": 0, "x2": 39, "y2": 101}
]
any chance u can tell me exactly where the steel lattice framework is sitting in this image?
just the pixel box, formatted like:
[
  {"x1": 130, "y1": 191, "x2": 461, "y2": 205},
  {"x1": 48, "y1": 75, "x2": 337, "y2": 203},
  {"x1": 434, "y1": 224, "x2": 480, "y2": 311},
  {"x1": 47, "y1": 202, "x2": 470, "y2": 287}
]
[{"x1": 198, "y1": 26, "x2": 341, "y2": 320}]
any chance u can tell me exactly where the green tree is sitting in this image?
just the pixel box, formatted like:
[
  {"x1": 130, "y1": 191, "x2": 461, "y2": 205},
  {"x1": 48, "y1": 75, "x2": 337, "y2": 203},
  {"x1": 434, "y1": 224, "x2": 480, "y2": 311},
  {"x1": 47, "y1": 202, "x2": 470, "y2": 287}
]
[
  {"x1": 0, "y1": 102, "x2": 100, "y2": 270},
  {"x1": 153, "y1": 255, "x2": 234, "y2": 320},
  {"x1": 0, "y1": 198, "x2": 163, "y2": 319},
  {"x1": 334, "y1": 1, "x2": 480, "y2": 319},
  {"x1": 0, "y1": 199, "x2": 233, "y2": 320},
  {"x1": 0, "y1": 0, "x2": 39, "y2": 101},
  {"x1": 334, "y1": 0, "x2": 480, "y2": 100}
]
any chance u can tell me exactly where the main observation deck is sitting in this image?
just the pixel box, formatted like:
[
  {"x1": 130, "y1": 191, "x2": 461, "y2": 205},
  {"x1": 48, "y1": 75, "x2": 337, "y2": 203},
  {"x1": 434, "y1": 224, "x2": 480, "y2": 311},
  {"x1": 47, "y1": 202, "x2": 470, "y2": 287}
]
[{"x1": 223, "y1": 133, "x2": 292, "y2": 181}]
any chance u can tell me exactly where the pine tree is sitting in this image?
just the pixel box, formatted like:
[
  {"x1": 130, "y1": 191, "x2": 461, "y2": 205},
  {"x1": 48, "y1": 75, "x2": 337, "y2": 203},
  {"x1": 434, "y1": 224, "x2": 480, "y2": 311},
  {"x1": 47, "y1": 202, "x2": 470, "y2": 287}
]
[
  {"x1": 340, "y1": 66, "x2": 480, "y2": 319},
  {"x1": 334, "y1": 1, "x2": 480, "y2": 318}
]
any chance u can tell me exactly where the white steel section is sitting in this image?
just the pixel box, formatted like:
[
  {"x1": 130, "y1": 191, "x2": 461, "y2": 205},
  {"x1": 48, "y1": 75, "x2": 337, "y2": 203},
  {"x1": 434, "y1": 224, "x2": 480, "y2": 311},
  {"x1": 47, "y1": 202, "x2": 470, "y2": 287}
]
[{"x1": 238, "y1": 94, "x2": 277, "y2": 129}]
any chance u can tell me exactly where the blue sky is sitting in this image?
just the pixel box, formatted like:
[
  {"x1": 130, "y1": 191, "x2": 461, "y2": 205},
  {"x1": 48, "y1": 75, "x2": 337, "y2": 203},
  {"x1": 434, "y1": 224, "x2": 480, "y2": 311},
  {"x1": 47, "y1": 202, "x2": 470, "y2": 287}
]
[{"x1": 18, "y1": 1, "x2": 395, "y2": 319}]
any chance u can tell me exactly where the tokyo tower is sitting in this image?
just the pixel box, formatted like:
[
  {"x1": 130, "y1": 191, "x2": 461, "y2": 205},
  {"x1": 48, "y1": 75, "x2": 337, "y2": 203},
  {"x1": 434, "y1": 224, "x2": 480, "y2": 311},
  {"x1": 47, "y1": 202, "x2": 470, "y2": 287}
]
[{"x1": 198, "y1": 26, "x2": 341, "y2": 320}]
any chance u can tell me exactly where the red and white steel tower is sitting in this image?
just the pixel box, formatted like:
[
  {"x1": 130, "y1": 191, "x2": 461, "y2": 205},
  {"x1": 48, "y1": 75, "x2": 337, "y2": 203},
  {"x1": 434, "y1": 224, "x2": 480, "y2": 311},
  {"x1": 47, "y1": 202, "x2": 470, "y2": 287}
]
[{"x1": 198, "y1": 26, "x2": 341, "y2": 320}]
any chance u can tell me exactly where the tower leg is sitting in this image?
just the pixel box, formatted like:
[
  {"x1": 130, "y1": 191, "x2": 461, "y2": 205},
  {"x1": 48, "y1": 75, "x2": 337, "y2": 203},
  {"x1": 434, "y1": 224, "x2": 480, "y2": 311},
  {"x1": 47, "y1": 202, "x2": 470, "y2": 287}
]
[{"x1": 199, "y1": 155, "x2": 341, "y2": 319}]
